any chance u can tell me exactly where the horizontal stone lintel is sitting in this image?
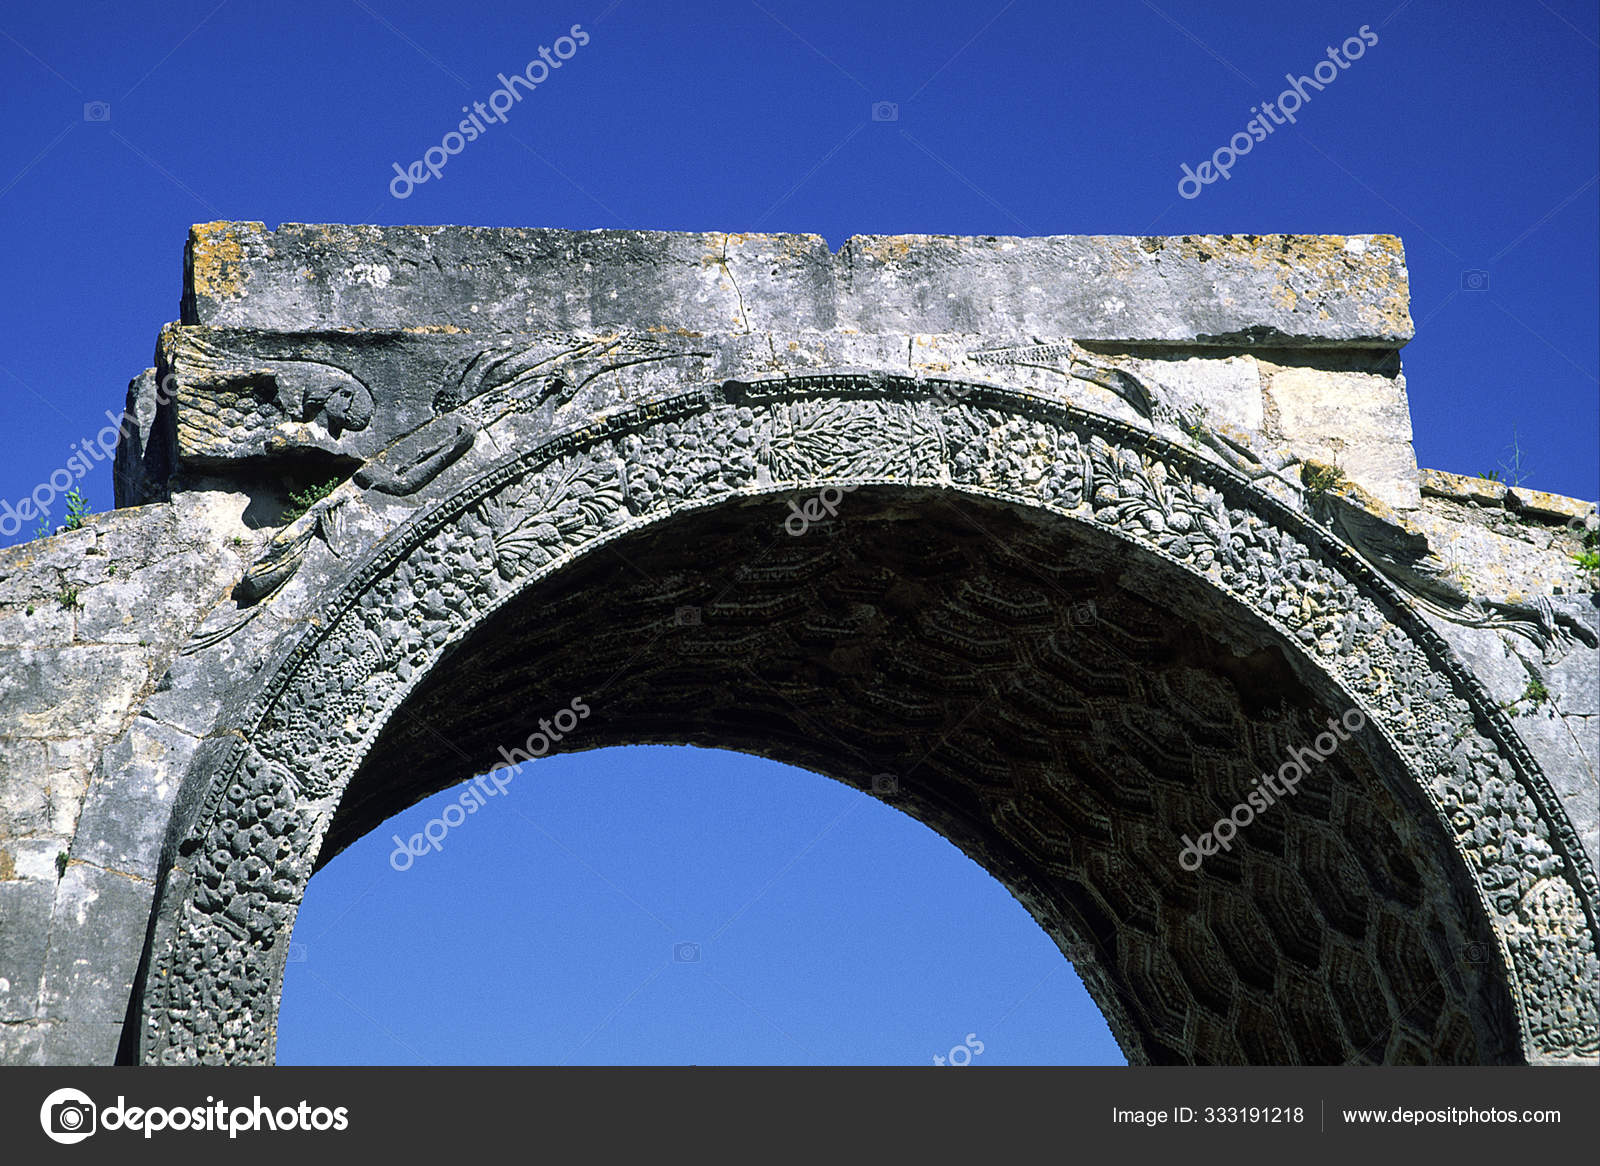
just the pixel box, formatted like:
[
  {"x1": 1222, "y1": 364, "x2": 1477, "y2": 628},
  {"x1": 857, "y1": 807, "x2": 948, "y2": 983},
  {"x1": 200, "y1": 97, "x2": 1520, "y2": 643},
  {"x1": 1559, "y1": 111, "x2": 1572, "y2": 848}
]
[
  {"x1": 183, "y1": 222, "x2": 1414, "y2": 347},
  {"x1": 1422, "y1": 468, "x2": 1597, "y2": 523}
]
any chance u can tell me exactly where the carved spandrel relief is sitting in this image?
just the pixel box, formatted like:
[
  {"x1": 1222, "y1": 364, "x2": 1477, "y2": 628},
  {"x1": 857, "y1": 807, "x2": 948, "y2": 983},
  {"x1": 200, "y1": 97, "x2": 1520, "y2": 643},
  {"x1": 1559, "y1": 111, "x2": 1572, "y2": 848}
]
[
  {"x1": 169, "y1": 333, "x2": 376, "y2": 461},
  {"x1": 352, "y1": 333, "x2": 715, "y2": 499}
]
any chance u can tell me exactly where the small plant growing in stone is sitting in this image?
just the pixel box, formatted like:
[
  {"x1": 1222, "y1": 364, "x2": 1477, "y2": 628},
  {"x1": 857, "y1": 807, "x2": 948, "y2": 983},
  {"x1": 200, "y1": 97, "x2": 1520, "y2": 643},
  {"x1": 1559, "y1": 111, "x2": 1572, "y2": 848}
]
[
  {"x1": 1477, "y1": 469, "x2": 1501, "y2": 482},
  {"x1": 1521, "y1": 677, "x2": 1550, "y2": 706},
  {"x1": 280, "y1": 478, "x2": 341, "y2": 524},
  {"x1": 61, "y1": 488, "x2": 92, "y2": 531},
  {"x1": 231, "y1": 535, "x2": 245, "y2": 547},
  {"x1": 1175, "y1": 406, "x2": 1208, "y2": 447},
  {"x1": 1574, "y1": 548, "x2": 1600, "y2": 587},
  {"x1": 58, "y1": 586, "x2": 82, "y2": 609},
  {"x1": 56, "y1": 851, "x2": 68, "y2": 878},
  {"x1": 25, "y1": 604, "x2": 34, "y2": 616},
  {"x1": 1495, "y1": 428, "x2": 1532, "y2": 487},
  {"x1": 1301, "y1": 462, "x2": 1345, "y2": 502}
]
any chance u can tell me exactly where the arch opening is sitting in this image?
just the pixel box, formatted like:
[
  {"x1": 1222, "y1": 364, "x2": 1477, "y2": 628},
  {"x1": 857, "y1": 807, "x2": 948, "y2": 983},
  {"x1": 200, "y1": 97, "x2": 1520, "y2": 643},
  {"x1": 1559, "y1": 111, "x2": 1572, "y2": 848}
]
[
  {"x1": 292, "y1": 487, "x2": 1517, "y2": 1065},
  {"x1": 279, "y1": 743, "x2": 1127, "y2": 1065}
]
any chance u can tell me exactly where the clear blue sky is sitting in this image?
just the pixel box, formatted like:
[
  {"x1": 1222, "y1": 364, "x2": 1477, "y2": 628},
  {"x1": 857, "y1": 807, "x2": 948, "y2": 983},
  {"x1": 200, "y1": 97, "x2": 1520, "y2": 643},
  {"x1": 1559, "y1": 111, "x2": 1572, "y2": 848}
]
[{"x1": 1, "y1": 0, "x2": 1594, "y2": 1064}]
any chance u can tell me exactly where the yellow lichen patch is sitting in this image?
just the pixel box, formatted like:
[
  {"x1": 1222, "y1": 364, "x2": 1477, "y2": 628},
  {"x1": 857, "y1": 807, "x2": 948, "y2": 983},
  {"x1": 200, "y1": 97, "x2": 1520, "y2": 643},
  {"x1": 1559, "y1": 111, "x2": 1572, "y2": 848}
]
[
  {"x1": 854, "y1": 235, "x2": 921, "y2": 262},
  {"x1": 1145, "y1": 235, "x2": 1411, "y2": 335},
  {"x1": 782, "y1": 234, "x2": 826, "y2": 258},
  {"x1": 189, "y1": 222, "x2": 255, "y2": 301},
  {"x1": 403, "y1": 324, "x2": 464, "y2": 333},
  {"x1": 1282, "y1": 235, "x2": 1410, "y2": 335}
]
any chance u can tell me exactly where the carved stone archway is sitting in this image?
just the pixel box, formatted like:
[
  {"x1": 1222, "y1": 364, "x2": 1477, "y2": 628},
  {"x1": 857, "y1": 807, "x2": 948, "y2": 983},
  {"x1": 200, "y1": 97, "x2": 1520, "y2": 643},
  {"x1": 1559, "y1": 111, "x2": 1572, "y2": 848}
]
[
  {"x1": 3, "y1": 226, "x2": 1594, "y2": 1067},
  {"x1": 133, "y1": 376, "x2": 1595, "y2": 1064}
]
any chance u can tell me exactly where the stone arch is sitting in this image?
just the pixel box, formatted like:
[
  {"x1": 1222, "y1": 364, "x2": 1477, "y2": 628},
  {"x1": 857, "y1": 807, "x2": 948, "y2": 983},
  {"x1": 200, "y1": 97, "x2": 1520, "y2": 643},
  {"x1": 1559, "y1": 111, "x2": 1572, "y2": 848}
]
[{"x1": 131, "y1": 374, "x2": 1599, "y2": 1065}]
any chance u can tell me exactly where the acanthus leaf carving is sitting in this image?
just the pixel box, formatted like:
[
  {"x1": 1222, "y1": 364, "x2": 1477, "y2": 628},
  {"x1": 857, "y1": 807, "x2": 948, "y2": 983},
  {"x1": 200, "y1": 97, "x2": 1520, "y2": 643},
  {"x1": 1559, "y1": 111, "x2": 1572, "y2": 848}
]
[{"x1": 476, "y1": 456, "x2": 627, "y2": 580}]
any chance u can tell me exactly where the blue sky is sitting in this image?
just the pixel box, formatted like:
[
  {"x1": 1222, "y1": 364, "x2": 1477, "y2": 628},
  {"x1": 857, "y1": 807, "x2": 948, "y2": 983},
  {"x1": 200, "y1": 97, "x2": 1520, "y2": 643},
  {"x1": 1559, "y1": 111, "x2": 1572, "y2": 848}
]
[{"x1": 1, "y1": 0, "x2": 1594, "y2": 1063}]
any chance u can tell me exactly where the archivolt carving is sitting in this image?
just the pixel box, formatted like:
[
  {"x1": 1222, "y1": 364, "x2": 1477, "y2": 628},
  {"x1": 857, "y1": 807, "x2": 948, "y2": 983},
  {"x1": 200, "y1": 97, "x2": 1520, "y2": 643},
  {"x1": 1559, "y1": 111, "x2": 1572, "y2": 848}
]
[{"x1": 138, "y1": 376, "x2": 1598, "y2": 1064}]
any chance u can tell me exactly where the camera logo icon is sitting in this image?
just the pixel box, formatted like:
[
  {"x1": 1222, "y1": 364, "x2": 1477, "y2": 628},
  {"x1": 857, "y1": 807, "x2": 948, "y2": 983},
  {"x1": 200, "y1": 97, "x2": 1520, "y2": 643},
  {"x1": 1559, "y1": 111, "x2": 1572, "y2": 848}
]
[
  {"x1": 1463, "y1": 941, "x2": 1492, "y2": 965},
  {"x1": 673, "y1": 941, "x2": 701, "y2": 963},
  {"x1": 932, "y1": 1032, "x2": 985, "y2": 1066},
  {"x1": 870, "y1": 772, "x2": 899, "y2": 798},
  {"x1": 871, "y1": 101, "x2": 899, "y2": 122},
  {"x1": 674, "y1": 605, "x2": 701, "y2": 627},
  {"x1": 40, "y1": 1087, "x2": 97, "y2": 1144},
  {"x1": 1461, "y1": 269, "x2": 1490, "y2": 291},
  {"x1": 83, "y1": 101, "x2": 111, "y2": 122}
]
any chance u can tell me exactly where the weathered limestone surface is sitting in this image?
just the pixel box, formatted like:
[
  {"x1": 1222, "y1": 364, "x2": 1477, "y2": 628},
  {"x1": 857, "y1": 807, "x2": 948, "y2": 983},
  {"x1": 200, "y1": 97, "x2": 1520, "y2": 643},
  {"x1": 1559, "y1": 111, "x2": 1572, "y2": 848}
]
[
  {"x1": 1, "y1": 225, "x2": 1594, "y2": 1067},
  {"x1": 0, "y1": 499, "x2": 247, "y2": 1062},
  {"x1": 1409, "y1": 470, "x2": 1599, "y2": 876},
  {"x1": 184, "y1": 223, "x2": 1414, "y2": 345}
]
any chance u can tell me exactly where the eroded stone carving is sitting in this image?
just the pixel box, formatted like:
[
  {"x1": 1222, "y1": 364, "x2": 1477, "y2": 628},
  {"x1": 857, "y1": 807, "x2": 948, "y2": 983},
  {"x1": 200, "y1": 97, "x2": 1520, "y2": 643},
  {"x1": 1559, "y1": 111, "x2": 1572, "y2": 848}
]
[
  {"x1": 353, "y1": 415, "x2": 478, "y2": 496},
  {"x1": 181, "y1": 496, "x2": 348, "y2": 655},
  {"x1": 170, "y1": 333, "x2": 376, "y2": 458}
]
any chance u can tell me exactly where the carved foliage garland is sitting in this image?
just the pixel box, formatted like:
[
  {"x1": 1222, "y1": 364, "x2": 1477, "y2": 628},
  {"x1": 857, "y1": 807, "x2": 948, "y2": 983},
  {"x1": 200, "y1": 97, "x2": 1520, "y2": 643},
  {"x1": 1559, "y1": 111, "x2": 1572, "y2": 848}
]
[{"x1": 141, "y1": 381, "x2": 1599, "y2": 1064}]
